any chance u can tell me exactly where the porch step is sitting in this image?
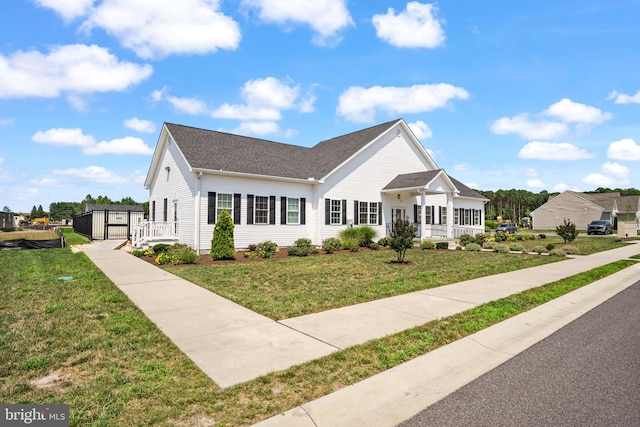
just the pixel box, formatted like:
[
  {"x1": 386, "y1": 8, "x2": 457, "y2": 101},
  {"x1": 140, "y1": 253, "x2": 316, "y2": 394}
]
[{"x1": 134, "y1": 238, "x2": 179, "y2": 250}]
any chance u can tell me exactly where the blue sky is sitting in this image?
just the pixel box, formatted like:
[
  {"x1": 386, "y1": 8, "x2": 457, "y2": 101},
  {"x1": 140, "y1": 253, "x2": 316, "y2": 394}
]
[{"x1": 2, "y1": 1, "x2": 640, "y2": 213}]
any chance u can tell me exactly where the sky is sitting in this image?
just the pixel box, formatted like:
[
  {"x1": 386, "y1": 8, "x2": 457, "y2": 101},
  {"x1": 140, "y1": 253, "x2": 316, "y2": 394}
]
[{"x1": 1, "y1": 0, "x2": 640, "y2": 213}]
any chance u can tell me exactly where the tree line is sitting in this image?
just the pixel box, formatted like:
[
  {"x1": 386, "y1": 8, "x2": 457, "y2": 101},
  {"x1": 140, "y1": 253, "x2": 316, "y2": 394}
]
[
  {"x1": 43, "y1": 195, "x2": 148, "y2": 221},
  {"x1": 478, "y1": 187, "x2": 640, "y2": 223}
]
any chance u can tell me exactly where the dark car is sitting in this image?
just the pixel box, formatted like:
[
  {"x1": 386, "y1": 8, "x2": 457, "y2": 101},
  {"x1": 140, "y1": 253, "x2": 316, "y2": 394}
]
[
  {"x1": 587, "y1": 220, "x2": 613, "y2": 235},
  {"x1": 495, "y1": 223, "x2": 517, "y2": 234}
]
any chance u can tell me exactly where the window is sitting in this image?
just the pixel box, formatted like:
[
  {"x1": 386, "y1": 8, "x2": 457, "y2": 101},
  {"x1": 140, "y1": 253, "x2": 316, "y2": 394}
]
[
  {"x1": 331, "y1": 199, "x2": 342, "y2": 225},
  {"x1": 415, "y1": 205, "x2": 433, "y2": 224},
  {"x1": 356, "y1": 201, "x2": 379, "y2": 225},
  {"x1": 217, "y1": 193, "x2": 232, "y2": 218},
  {"x1": 254, "y1": 196, "x2": 269, "y2": 224},
  {"x1": 473, "y1": 209, "x2": 481, "y2": 225},
  {"x1": 440, "y1": 207, "x2": 447, "y2": 225},
  {"x1": 464, "y1": 209, "x2": 471, "y2": 225},
  {"x1": 287, "y1": 198, "x2": 300, "y2": 224},
  {"x1": 454, "y1": 208, "x2": 460, "y2": 225}
]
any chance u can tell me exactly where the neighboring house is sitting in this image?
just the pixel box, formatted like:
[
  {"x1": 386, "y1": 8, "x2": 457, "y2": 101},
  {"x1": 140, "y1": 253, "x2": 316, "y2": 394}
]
[
  {"x1": 1, "y1": 211, "x2": 15, "y2": 230},
  {"x1": 140, "y1": 119, "x2": 488, "y2": 252},
  {"x1": 530, "y1": 190, "x2": 635, "y2": 230}
]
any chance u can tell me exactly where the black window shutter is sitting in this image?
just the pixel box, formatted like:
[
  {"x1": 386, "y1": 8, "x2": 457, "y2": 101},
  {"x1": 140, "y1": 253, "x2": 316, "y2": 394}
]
[
  {"x1": 378, "y1": 202, "x2": 382, "y2": 225},
  {"x1": 163, "y1": 198, "x2": 168, "y2": 222},
  {"x1": 151, "y1": 200, "x2": 156, "y2": 221},
  {"x1": 247, "y1": 194, "x2": 254, "y2": 225},
  {"x1": 207, "y1": 192, "x2": 216, "y2": 224},
  {"x1": 341, "y1": 199, "x2": 347, "y2": 225},
  {"x1": 300, "y1": 198, "x2": 306, "y2": 225},
  {"x1": 266, "y1": 196, "x2": 274, "y2": 225},
  {"x1": 414, "y1": 204, "x2": 418, "y2": 223},
  {"x1": 354, "y1": 200, "x2": 359, "y2": 225},
  {"x1": 280, "y1": 197, "x2": 286, "y2": 225},
  {"x1": 432, "y1": 205, "x2": 435, "y2": 225},
  {"x1": 325, "y1": 199, "x2": 330, "y2": 225},
  {"x1": 439, "y1": 206, "x2": 443, "y2": 225},
  {"x1": 233, "y1": 193, "x2": 241, "y2": 224}
]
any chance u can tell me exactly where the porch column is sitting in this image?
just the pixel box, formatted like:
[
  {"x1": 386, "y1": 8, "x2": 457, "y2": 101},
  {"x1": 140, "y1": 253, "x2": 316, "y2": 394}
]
[
  {"x1": 447, "y1": 192, "x2": 454, "y2": 239},
  {"x1": 420, "y1": 191, "x2": 427, "y2": 241}
]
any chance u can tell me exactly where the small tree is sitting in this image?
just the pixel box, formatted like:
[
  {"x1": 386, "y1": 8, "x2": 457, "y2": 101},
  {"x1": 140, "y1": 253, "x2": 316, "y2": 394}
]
[
  {"x1": 211, "y1": 209, "x2": 235, "y2": 260},
  {"x1": 389, "y1": 218, "x2": 417, "y2": 263},
  {"x1": 556, "y1": 218, "x2": 578, "y2": 244}
]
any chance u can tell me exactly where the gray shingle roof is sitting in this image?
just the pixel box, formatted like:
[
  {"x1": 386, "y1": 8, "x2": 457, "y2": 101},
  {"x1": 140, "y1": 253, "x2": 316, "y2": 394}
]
[
  {"x1": 383, "y1": 170, "x2": 486, "y2": 200},
  {"x1": 164, "y1": 120, "x2": 399, "y2": 180}
]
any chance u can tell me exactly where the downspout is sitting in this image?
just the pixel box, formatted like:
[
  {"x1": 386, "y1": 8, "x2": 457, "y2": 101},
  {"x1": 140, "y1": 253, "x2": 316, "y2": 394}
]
[
  {"x1": 195, "y1": 171, "x2": 202, "y2": 254},
  {"x1": 420, "y1": 191, "x2": 426, "y2": 241}
]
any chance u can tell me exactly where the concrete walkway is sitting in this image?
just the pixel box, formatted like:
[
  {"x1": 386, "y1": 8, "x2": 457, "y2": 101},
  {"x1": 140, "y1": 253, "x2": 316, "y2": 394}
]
[{"x1": 84, "y1": 240, "x2": 640, "y2": 395}]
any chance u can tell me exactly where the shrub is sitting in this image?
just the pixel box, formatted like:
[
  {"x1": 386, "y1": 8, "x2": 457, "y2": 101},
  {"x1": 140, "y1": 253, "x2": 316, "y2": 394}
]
[
  {"x1": 549, "y1": 249, "x2": 566, "y2": 257},
  {"x1": 152, "y1": 243, "x2": 171, "y2": 253},
  {"x1": 155, "y1": 252, "x2": 173, "y2": 265},
  {"x1": 485, "y1": 219, "x2": 498, "y2": 230},
  {"x1": 459, "y1": 234, "x2": 474, "y2": 246},
  {"x1": 533, "y1": 246, "x2": 545, "y2": 254},
  {"x1": 131, "y1": 249, "x2": 146, "y2": 257},
  {"x1": 465, "y1": 242, "x2": 481, "y2": 251},
  {"x1": 369, "y1": 242, "x2": 380, "y2": 250},
  {"x1": 456, "y1": 246, "x2": 462, "y2": 250},
  {"x1": 378, "y1": 237, "x2": 391, "y2": 247},
  {"x1": 339, "y1": 226, "x2": 377, "y2": 247},
  {"x1": 243, "y1": 251, "x2": 257, "y2": 259},
  {"x1": 494, "y1": 233, "x2": 507, "y2": 242},
  {"x1": 342, "y1": 238, "x2": 360, "y2": 252},
  {"x1": 255, "y1": 240, "x2": 278, "y2": 258},
  {"x1": 293, "y1": 237, "x2": 313, "y2": 248},
  {"x1": 482, "y1": 241, "x2": 496, "y2": 250},
  {"x1": 322, "y1": 237, "x2": 342, "y2": 253},
  {"x1": 247, "y1": 244, "x2": 257, "y2": 252},
  {"x1": 508, "y1": 243, "x2": 523, "y2": 252},
  {"x1": 561, "y1": 245, "x2": 580, "y2": 255},
  {"x1": 288, "y1": 246, "x2": 309, "y2": 257},
  {"x1": 420, "y1": 240, "x2": 435, "y2": 250},
  {"x1": 546, "y1": 243, "x2": 555, "y2": 251},
  {"x1": 211, "y1": 209, "x2": 235, "y2": 260},
  {"x1": 339, "y1": 227, "x2": 360, "y2": 241},
  {"x1": 390, "y1": 218, "x2": 416, "y2": 262},
  {"x1": 538, "y1": 233, "x2": 546, "y2": 239},
  {"x1": 495, "y1": 244, "x2": 510, "y2": 253},
  {"x1": 556, "y1": 218, "x2": 578, "y2": 244},
  {"x1": 179, "y1": 250, "x2": 198, "y2": 264},
  {"x1": 435, "y1": 241, "x2": 449, "y2": 250},
  {"x1": 515, "y1": 234, "x2": 524, "y2": 241}
]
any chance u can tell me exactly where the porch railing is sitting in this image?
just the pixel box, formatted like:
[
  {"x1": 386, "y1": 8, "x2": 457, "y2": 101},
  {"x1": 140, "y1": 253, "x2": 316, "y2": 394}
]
[
  {"x1": 385, "y1": 223, "x2": 484, "y2": 239},
  {"x1": 131, "y1": 221, "x2": 178, "y2": 248}
]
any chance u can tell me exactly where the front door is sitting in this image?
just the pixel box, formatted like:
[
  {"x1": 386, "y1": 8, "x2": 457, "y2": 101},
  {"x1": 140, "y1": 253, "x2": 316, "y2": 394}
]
[{"x1": 392, "y1": 207, "x2": 406, "y2": 221}]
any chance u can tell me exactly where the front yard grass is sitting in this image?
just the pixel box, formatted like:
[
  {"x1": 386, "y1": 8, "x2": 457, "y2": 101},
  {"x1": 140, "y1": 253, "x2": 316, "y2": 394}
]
[
  {"x1": 168, "y1": 250, "x2": 563, "y2": 320},
  {"x1": 1, "y1": 234, "x2": 636, "y2": 426}
]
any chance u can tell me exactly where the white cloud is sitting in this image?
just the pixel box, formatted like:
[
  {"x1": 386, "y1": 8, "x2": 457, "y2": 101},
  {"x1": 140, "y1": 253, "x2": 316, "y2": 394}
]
[
  {"x1": 608, "y1": 90, "x2": 640, "y2": 105},
  {"x1": 583, "y1": 173, "x2": 615, "y2": 187},
  {"x1": 337, "y1": 83, "x2": 469, "y2": 123},
  {"x1": 33, "y1": 0, "x2": 94, "y2": 21},
  {"x1": 124, "y1": 118, "x2": 156, "y2": 133},
  {"x1": 490, "y1": 113, "x2": 568, "y2": 140},
  {"x1": 607, "y1": 138, "x2": 640, "y2": 160},
  {"x1": 518, "y1": 141, "x2": 595, "y2": 160},
  {"x1": 30, "y1": 178, "x2": 59, "y2": 186},
  {"x1": 84, "y1": 137, "x2": 153, "y2": 155},
  {"x1": 407, "y1": 120, "x2": 432, "y2": 140},
  {"x1": 81, "y1": 0, "x2": 241, "y2": 59},
  {"x1": 601, "y1": 161, "x2": 629, "y2": 178},
  {"x1": 0, "y1": 44, "x2": 152, "y2": 99},
  {"x1": 231, "y1": 121, "x2": 281, "y2": 136},
  {"x1": 52, "y1": 166, "x2": 128, "y2": 184},
  {"x1": 243, "y1": 0, "x2": 353, "y2": 46},
  {"x1": 452, "y1": 164, "x2": 469, "y2": 172},
  {"x1": 167, "y1": 95, "x2": 208, "y2": 115},
  {"x1": 523, "y1": 167, "x2": 538, "y2": 177},
  {"x1": 544, "y1": 98, "x2": 611, "y2": 124},
  {"x1": 32, "y1": 128, "x2": 152, "y2": 155},
  {"x1": 66, "y1": 94, "x2": 90, "y2": 112},
  {"x1": 526, "y1": 179, "x2": 545, "y2": 189},
  {"x1": 32, "y1": 128, "x2": 95, "y2": 148},
  {"x1": 372, "y1": 2, "x2": 445, "y2": 48},
  {"x1": 552, "y1": 183, "x2": 578, "y2": 193},
  {"x1": 211, "y1": 77, "x2": 309, "y2": 120},
  {"x1": 0, "y1": 118, "x2": 16, "y2": 127}
]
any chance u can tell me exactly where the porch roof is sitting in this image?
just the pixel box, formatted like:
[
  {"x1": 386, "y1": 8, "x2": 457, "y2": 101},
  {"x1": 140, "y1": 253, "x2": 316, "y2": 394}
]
[{"x1": 382, "y1": 170, "x2": 487, "y2": 200}]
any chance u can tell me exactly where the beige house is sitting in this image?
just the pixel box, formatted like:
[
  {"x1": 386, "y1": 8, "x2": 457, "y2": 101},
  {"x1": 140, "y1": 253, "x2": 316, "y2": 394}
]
[{"x1": 531, "y1": 191, "x2": 620, "y2": 230}]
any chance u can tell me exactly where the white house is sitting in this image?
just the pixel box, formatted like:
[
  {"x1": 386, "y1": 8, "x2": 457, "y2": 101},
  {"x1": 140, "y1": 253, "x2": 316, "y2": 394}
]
[{"x1": 138, "y1": 119, "x2": 487, "y2": 252}]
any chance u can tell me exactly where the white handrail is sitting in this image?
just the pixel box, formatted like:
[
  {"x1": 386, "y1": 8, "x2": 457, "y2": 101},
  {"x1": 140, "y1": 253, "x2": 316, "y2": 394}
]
[{"x1": 131, "y1": 221, "x2": 178, "y2": 248}]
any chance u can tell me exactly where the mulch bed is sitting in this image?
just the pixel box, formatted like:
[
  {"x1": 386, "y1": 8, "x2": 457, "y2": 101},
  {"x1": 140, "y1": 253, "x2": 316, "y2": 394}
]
[{"x1": 138, "y1": 247, "x2": 386, "y2": 266}]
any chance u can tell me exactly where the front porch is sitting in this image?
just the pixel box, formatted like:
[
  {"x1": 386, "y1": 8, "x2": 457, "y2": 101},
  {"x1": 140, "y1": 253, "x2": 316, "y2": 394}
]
[
  {"x1": 386, "y1": 223, "x2": 485, "y2": 239},
  {"x1": 131, "y1": 221, "x2": 179, "y2": 249}
]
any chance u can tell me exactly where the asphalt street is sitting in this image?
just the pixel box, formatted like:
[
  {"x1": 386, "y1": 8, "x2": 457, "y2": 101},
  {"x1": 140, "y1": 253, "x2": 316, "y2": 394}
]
[{"x1": 398, "y1": 281, "x2": 640, "y2": 427}]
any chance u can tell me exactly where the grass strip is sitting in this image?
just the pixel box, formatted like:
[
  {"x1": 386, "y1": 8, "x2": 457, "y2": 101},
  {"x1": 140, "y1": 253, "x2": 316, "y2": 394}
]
[{"x1": 1, "y1": 239, "x2": 635, "y2": 426}]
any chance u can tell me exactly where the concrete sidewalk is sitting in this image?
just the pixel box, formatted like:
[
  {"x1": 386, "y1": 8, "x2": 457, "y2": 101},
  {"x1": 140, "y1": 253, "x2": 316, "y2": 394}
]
[{"x1": 83, "y1": 241, "x2": 640, "y2": 392}]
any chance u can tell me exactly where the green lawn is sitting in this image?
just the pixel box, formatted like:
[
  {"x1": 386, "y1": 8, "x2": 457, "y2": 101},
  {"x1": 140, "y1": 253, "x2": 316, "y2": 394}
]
[{"x1": 1, "y1": 234, "x2": 636, "y2": 426}]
